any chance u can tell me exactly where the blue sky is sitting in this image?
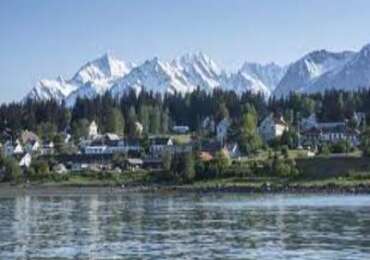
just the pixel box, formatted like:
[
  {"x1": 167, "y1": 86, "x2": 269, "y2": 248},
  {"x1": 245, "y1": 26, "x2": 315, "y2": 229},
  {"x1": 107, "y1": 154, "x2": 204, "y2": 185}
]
[{"x1": 1, "y1": 0, "x2": 370, "y2": 103}]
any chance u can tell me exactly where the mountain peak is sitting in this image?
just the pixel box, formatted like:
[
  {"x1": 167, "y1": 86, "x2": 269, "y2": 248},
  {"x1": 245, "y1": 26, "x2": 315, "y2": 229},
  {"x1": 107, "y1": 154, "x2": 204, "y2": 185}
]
[{"x1": 71, "y1": 53, "x2": 133, "y2": 85}]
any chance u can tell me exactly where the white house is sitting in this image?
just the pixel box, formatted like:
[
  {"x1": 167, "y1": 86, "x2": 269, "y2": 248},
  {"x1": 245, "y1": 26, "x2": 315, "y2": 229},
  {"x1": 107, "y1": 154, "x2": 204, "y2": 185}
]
[
  {"x1": 149, "y1": 137, "x2": 174, "y2": 156},
  {"x1": 84, "y1": 138, "x2": 141, "y2": 155},
  {"x1": 135, "y1": 122, "x2": 144, "y2": 136},
  {"x1": 84, "y1": 145, "x2": 109, "y2": 155},
  {"x1": 88, "y1": 121, "x2": 99, "y2": 139},
  {"x1": 202, "y1": 116, "x2": 216, "y2": 133},
  {"x1": 216, "y1": 118, "x2": 231, "y2": 145},
  {"x1": 258, "y1": 114, "x2": 289, "y2": 142},
  {"x1": 19, "y1": 153, "x2": 32, "y2": 168},
  {"x1": 13, "y1": 140, "x2": 24, "y2": 155},
  {"x1": 172, "y1": 125, "x2": 190, "y2": 134}
]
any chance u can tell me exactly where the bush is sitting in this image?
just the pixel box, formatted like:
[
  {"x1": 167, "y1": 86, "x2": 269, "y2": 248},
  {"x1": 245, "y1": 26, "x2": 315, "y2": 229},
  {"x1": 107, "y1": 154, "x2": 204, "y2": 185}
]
[
  {"x1": 281, "y1": 145, "x2": 289, "y2": 159},
  {"x1": 272, "y1": 158, "x2": 300, "y2": 178},
  {"x1": 330, "y1": 140, "x2": 353, "y2": 154},
  {"x1": 319, "y1": 144, "x2": 331, "y2": 156},
  {"x1": 1, "y1": 157, "x2": 22, "y2": 183},
  {"x1": 27, "y1": 160, "x2": 51, "y2": 181}
]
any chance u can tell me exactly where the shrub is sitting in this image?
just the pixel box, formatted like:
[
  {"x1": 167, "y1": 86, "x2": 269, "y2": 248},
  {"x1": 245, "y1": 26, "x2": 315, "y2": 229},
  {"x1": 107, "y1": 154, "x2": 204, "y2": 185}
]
[{"x1": 2, "y1": 157, "x2": 22, "y2": 183}]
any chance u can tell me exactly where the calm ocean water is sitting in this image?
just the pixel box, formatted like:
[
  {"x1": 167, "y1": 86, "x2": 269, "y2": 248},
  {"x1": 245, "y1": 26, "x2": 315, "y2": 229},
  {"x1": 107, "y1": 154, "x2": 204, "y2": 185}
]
[{"x1": 0, "y1": 192, "x2": 370, "y2": 259}]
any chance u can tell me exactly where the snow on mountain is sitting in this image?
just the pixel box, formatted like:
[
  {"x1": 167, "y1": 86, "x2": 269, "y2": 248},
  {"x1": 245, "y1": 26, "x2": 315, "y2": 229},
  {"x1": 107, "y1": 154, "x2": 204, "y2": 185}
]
[
  {"x1": 110, "y1": 57, "x2": 195, "y2": 97},
  {"x1": 27, "y1": 43, "x2": 370, "y2": 104},
  {"x1": 71, "y1": 53, "x2": 134, "y2": 84},
  {"x1": 171, "y1": 52, "x2": 223, "y2": 91},
  {"x1": 274, "y1": 50, "x2": 355, "y2": 97},
  {"x1": 225, "y1": 71, "x2": 271, "y2": 96},
  {"x1": 307, "y1": 44, "x2": 370, "y2": 93},
  {"x1": 240, "y1": 62, "x2": 287, "y2": 92},
  {"x1": 26, "y1": 76, "x2": 77, "y2": 101},
  {"x1": 26, "y1": 54, "x2": 135, "y2": 105}
]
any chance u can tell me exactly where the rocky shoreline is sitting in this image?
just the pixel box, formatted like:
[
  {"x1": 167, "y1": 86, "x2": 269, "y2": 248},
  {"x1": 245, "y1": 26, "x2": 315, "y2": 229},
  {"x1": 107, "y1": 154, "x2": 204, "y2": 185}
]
[{"x1": 1, "y1": 182, "x2": 370, "y2": 196}]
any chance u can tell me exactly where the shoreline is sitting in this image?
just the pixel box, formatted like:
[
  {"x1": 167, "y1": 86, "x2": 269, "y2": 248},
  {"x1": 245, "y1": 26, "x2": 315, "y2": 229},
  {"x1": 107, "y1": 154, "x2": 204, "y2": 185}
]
[{"x1": 1, "y1": 182, "x2": 370, "y2": 196}]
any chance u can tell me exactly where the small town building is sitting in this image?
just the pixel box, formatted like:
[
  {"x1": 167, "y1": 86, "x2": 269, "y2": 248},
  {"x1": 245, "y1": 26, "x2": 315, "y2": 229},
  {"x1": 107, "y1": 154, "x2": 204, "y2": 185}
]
[
  {"x1": 24, "y1": 140, "x2": 40, "y2": 154},
  {"x1": 13, "y1": 140, "x2": 24, "y2": 155},
  {"x1": 172, "y1": 125, "x2": 190, "y2": 134},
  {"x1": 225, "y1": 143, "x2": 241, "y2": 159},
  {"x1": 88, "y1": 121, "x2": 99, "y2": 139},
  {"x1": 41, "y1": 141, "x2": 54, "y2": 155},
  {"x1": 126, "y1": 158, "x2": 143, "y2": 171},
  {"x1": 84, "y1": 138, "x2": 141, "y2": 155},
  {"x1": 135, "y1": 122, "x2": 144, "y2": 136},
  {"x1": 53, "y1": 163, "x2": 68, "y2": 174},
  {"x1": 258, "y1": 114, "x2": 289, "y2": 142},
  {"x1": 19, "y1": 153, "x2": 32, "y2": 168},
  {"x1": 301, "y1": 125, "x2": 360, "y2": 148},
  {"x1": 201, "y1": 116, "x2": 216, "y2": 133},
  {"x1": 21, "y1": 130, "x2": 40, "y2": 145},
  {"x1": 149, "y1": 137, "x2": 174, "y2": 156},
  {"x1": 216, "y1": 118, "x2": 231, "y2": 145}
]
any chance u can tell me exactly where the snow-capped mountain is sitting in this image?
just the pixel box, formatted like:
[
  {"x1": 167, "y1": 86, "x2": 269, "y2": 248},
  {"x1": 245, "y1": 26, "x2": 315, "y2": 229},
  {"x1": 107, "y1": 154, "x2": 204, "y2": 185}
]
[
  {"x1": 225, "y1": 71, "x2": 271, "y2": 96},
  {"x1": 240, "y1": 62, "x2": 287, "y2": 92},
  {"x1": 307, "y1": 44, "x2": 370, "y2": 93},
  {"x1": 110, "y1": 57, "x2": 194, "y2": 97},
  {"x1": 26, "y1": 42, "x2": 370, "y2": 105},
  {"x1": 27, "y1": 76, "x2": 77, "y2": 101},
  {"x1": 171, "y1": 52, "x2": 223, "y2": 91},
  {"x1": 65, "y1": 54, "x2": 134, "y2": 106},
  {"x1": 26, "y1": 51, "x2": 284, "y2": 104},
  {"x1": 274, "y1": 50, "x2": 355, "y2": 97},
  {"x1": 71, "y1": 53, "x2": 134, "y2": 85},
  {"x1": 26, "y1": 54, "x2": 134, "y2": 104}
]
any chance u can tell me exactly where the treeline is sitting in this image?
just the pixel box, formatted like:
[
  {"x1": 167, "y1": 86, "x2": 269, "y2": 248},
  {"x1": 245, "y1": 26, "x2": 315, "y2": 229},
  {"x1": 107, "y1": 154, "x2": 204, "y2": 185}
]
[{"x1": 1, "y1": 88, "x2": 370, "y2": 139}]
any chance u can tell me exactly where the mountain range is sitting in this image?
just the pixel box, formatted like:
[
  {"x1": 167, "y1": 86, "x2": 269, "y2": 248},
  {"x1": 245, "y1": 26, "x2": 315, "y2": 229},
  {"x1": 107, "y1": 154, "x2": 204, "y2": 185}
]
[{"x1": 26, "y1": 43, "x2": 370, "y2": 105}]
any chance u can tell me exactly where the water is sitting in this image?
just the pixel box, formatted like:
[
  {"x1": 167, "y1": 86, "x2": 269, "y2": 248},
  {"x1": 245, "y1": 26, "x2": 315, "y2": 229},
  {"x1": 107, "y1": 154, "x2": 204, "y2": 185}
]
[{"x1": 0, "y1": 192, "x2": 370, "y2": 259}]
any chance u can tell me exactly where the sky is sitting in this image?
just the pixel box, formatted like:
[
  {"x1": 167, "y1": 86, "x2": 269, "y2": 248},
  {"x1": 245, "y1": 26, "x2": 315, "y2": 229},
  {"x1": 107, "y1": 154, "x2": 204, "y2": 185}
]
[{"x1": 1, "y1": 0, "x2": 370, "y2": 103}]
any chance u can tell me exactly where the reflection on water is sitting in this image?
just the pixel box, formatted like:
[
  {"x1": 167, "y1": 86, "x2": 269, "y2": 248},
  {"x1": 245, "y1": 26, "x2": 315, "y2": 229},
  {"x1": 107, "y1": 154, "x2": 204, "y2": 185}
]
[{"x1": 0, "y1": 193, "x2": 370, "y2": 259}]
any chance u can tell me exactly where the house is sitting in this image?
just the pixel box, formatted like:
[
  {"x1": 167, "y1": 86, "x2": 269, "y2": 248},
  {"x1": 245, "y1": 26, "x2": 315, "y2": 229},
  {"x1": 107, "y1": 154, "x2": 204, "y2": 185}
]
[
  {"x1": 53, "y1": 163, "x2": 68, "y2": 174},
  {"x1": 216, "y1": 118, "x2": 231, "y2": 145},
  {"x1": 84, "y1": 145, "x2": 109, "y2": 155},
  {"x1": 201, "y1": 116, "x2": 216, "y2": 133},
  {"x1": 352, "y1": 112, "x2": 366, "y2": 128},
  {"x1": 107, "y1": 138, "x2": 142, "y2": 154},
  {"x1": 71, "y1": 163, "x2": 89, "y2": 172},
  {"x1": 225, "y1": 143, "x2": 241, "y2": 159},
  {"x1": 19, "y1": 153, "x2": 32, "y2": 168},
  {"x1": 21, "y1": 130, "x2": 40, "y2": 145},
  {"x1": 300, "y1": 113, "x2": 346, "y2": 131},
  {"x1": 258, "y1": 114, "x2": 289, "y2": 142},
  {"x1": 41, "y1": 141, "x2": 54, "y2": 155},
  {"x1": 3, "y1": 141, "x2": 14, "y2": 156},
  {"x1": 84, "y1": 138, "x2": 141, "y2": 155},
  {"x1": 167, "y1": 144, "x2": 193, "y2": 155},
  {"x1": 301, "y1": 125, "x2": 361, "y2": 148},
  {"x1": 13, "y1": 140, "x2": 24, "y2": 155},
  {"x1": 24, "y1": 140, "x2": 40, "y2": 154},
  {"x1": 172, "y1": 125, "x2": 190, "y2": 134},
  {"x1": 88, "y1": 121, "x2": 99, "y2": 139},
  {"x1": 135, "y1": 122, "x2": 144, "y2": 136},
  {"x1": 300, "y1": 114, "x2": 318, "y2": 131},
  {"x1": 149, "y1": 137, "x2": 174, "y2": 156},
  {"x1": 126, "y1": 158, "x2": 143, "y2": 171}
]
